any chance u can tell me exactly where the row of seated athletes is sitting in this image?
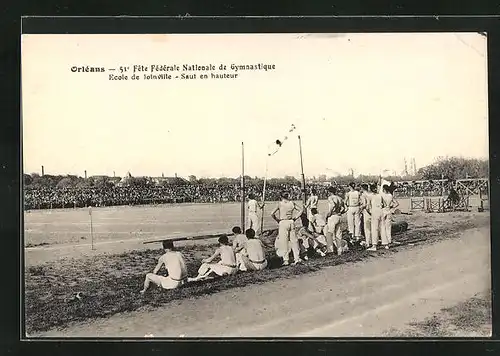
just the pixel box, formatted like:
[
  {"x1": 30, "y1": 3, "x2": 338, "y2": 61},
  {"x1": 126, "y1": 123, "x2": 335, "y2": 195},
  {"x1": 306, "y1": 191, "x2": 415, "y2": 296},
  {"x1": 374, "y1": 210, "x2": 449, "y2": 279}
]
[
  {"x1": 140, "y1": 228, "x2": 272, "y2": 294},
  {"x1": 139, "y1": 182, "x2": 398, "y2": 294},
  {"x1": 139, "y1": 224, "x2": 332, "y2": 294}
]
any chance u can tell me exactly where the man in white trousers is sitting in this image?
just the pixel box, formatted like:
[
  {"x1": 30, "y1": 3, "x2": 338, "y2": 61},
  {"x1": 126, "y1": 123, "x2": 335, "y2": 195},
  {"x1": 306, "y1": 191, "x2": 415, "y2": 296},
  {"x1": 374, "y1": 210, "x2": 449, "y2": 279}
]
[
  {"x1": 325, "y1": 186, "x2": 346, "y2": 255},
  {"x1": 309, "y1": 208, "x2": 327, "y2": 236},
  {"x1": 189, "y1": 236, "x2": 238, "y2": 281},
  {"x1": 247, "y1": 193, "x2": 263, "y2": 233},
  {"x1": 296, "y1": 212, "x2": 327, "y2": 258},
  {"x1": 367, "y1": 184, "x2": 386, "y2": 251},
  {"x1": 304, "y1": 188, "x2": 319, "y2": 230},
  {"x1": 270, "y1": 191, "x2": 304, "y2": 266},
  {"x1": 359, "y1": 183, "x2": 373, "y2": 248},
  {"x1": 236, "y1": 228, "x2": 268, "y2": 272},
  {"x1": 381, "y1": 184, "x2": 399, "y2": 246},
  {"x1": 344, "y1": 182, "x2": 362, "y2": 243},
  {"x1": 140, "y1": 240, "x2": 188, "y2": 293}
]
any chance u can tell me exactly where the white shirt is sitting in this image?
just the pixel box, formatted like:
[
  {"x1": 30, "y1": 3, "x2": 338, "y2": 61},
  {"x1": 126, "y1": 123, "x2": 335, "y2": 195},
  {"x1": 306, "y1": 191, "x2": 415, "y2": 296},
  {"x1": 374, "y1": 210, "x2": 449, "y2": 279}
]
[
  {"x1": 232, "y1": 233, "x2": 248, "y2": 251},
  {"x1": 306, "y1": 195, "x2": 319, "y2": 209},
  {"x1": 370, "y1": 193, "x2": 384, "y2": 210},
  {"x1": 381, "y1": 192, "x2": 395, "y2": 210},
  {"x1": 277, "y1": 200, "x2": 296, "y2": 220},
  {"x1": 159, "y1": 251, "x2": 187, "y2": 281},
  {"x1": 346, "y1": 190, "x2": 360, "y2": 207},
  {"x1": 360, "y1": 191, "x2": 373, "y2": 211},
  {"x1": 248, "y1": 199, "x2": 258, "y2": 214}
]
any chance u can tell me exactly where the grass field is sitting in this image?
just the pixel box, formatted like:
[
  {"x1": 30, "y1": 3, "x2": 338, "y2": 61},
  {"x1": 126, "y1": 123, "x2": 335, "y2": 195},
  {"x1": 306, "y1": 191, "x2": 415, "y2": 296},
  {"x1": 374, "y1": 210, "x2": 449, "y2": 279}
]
[
  {"x1": 384, "y1": 292, "x2": 492, "y2": 337},
  {"x1": 24, "y1": 207, "x2": 489, "y2": 334},
  {"x1": 24, "y1": 199, "x2": 411, "y2": 247}
]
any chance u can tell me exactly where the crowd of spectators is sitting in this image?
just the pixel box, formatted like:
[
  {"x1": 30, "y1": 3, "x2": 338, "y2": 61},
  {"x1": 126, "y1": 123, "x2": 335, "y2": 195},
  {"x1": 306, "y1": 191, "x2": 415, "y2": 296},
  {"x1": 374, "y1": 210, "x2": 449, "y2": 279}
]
[
  {"x1": 23, "y1": 179, "x2": 487, "y2": 211},
  {"x1": 23, "y1": 183, "x2": 330, "y2": 210}
]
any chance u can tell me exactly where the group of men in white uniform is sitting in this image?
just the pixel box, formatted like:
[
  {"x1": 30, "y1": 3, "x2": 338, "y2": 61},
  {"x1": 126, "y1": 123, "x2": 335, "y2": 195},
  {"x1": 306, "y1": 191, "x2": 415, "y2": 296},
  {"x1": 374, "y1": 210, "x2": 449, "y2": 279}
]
[
  {"x1": 140, "y1": 182, "x2": 399, "y2": 293},
  {"x1": 140, "y1": 227, "x2": 268, "y2": 293},
  {"x1": 250, "y1": 182, "x2": 399, "y2": 264}
]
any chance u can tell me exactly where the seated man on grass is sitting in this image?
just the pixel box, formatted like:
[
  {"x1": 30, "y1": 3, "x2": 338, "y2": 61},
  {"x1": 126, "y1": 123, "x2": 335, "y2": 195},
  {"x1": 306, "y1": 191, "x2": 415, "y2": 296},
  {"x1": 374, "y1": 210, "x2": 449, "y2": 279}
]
[
  {"x1": 236, "y1": 228, "x2": 268, "y2": 272},
  {"x1": 296, "y1": 213, "x2": 327, "y2": 259},
  {"x1": 188, "y1": 235, "x2": 238, "y2": 282},
  {"x1": 232, "y1": 226, "x2": 248, "y2": 256},
  {"x1": 140, "y1": 240, "x2": 188, "y2": 294},
  {"x1": 309, "y1": 208, "x2": 327, "y2": 236}
]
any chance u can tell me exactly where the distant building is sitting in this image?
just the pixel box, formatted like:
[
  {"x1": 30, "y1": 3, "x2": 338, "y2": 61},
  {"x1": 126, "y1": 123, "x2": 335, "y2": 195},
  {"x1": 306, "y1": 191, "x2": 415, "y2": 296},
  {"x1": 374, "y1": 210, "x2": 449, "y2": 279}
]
[
  {"x1": 151, "y1": 176, "x2": 189, "y2": 186},
  {"x1": 89, "y1": 175, "x2": 108, "y2": 180},
  {"x1": 116, "y1": 173, "x2": 133, "y2": 187}
]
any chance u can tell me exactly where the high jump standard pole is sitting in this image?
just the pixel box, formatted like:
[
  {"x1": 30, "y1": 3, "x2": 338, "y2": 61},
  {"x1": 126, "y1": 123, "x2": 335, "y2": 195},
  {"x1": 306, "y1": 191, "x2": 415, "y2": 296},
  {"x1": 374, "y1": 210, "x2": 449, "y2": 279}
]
[
  {"x1": 89, "y1": 206, "x2": 94, "y2": 250},
  {"x1": 298, "y1": 135, "x2": 307, "y2": 206},
  {"x1": 260, "y1": 155, "x2": 269, "y2": 235},
  {"x1": 241, "y1": 142, "x2": 245, "y2": 231}
]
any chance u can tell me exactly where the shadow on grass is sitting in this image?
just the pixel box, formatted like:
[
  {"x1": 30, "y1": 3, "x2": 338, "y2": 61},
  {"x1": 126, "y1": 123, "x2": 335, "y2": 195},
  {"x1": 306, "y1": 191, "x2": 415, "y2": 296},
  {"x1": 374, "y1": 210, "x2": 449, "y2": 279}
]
[{"x1": 25, "y1": 218, "x2": 485, "y2": 334}]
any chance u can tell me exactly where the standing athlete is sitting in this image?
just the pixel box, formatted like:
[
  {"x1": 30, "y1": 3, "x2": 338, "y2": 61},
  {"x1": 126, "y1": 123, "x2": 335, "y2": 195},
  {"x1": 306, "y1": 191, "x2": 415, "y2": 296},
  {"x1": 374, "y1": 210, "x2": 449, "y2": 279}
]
[
  {"x1": 270, "y1": 191, "x2": 304, "y2": 266},
  {"x1": 344, "y1": 182, "x2": 362, "y2": 243},
  {"x1": 381, "y1": 184, "x2": 399, "y2": 246},
  {"x1": 304, "y1": 188, "x2": 319, "y2": 229},
  {"x1": 367, "y1": 184, "x2": 386, "y2": 251},
  {"x1": 140, "y1": 240, "x2": 188, "y2": 293},
  {"x1": 325, "y1": 186, "x2": 346, "y2": 255},
  {"x1": 247, "y1": 193, "x2": 263, "y2": 233},
  {"x1": 359, "y1": 183, "x2": 373, "y2": 248}
]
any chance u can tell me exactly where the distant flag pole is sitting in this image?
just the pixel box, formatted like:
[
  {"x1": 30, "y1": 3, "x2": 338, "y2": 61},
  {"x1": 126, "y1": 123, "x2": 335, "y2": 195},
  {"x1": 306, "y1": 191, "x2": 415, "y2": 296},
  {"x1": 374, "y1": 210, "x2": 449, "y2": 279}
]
[
  {"x1": 89, "y1": 206, "x2": 94, "y2": 250},
  {"x1": 241, "y1": 142, "x2": 245, "y2": 232}
]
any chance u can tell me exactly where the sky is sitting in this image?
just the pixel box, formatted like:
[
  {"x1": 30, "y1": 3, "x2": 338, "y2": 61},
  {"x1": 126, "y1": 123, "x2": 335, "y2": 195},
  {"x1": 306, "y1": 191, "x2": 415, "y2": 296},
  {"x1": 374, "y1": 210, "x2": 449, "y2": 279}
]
[{"x1": 21, "y1": 33, "x2": 488, "y2": 179}]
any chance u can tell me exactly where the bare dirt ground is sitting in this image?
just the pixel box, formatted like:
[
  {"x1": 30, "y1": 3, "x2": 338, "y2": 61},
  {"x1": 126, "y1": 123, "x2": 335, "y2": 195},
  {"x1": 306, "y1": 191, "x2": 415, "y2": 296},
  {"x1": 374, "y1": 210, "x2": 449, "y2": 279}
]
[{"x1": 27, "y1": 212, "x2": 490, "y2": 338}]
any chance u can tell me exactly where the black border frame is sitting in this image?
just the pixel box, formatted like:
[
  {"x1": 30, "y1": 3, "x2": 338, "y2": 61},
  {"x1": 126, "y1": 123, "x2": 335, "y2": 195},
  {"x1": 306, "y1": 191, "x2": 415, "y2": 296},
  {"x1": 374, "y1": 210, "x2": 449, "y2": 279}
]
[{"x1": 3, "y1": 14, "x2": 500, "y2": 356}]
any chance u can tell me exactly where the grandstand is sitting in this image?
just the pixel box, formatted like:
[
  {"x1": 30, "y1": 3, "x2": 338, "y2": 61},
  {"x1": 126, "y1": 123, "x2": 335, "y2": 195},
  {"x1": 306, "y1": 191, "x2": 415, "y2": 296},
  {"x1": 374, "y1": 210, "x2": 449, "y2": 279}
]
[{"x1": 23, "y1": 173, "x2": 490, "y2": 211}]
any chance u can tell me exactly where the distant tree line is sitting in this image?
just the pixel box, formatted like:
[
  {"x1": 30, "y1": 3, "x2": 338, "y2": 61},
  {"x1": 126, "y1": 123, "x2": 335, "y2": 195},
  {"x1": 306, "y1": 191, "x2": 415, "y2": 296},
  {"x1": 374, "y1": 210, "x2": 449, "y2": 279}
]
[
  {"x1": 416, "y1": 157, "x2": 488, "y2": 181},
  {"x1": 24, "y1": 156, "x2": 488, "y2": 189}
]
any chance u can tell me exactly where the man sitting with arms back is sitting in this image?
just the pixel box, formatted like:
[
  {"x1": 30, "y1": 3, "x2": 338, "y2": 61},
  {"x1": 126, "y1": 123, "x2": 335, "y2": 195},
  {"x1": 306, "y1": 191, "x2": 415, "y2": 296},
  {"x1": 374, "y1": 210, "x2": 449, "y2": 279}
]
[
  {"x1": 140, "y1": 240, "x2": 188, "y2": 294},
  {"x1": 188, "y1": 235, "x2": 237, "y2": 282},
  {"x1": 236, "y1": 228, "x2": 268, "y2": 271}
]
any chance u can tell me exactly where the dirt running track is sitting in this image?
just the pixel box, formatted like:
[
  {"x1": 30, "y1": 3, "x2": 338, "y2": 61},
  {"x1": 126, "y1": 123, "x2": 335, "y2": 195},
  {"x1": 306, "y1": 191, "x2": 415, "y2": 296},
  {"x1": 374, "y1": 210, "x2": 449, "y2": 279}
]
[{"x1": 34, "y1": 226, "x2": 491, "y2": 338}]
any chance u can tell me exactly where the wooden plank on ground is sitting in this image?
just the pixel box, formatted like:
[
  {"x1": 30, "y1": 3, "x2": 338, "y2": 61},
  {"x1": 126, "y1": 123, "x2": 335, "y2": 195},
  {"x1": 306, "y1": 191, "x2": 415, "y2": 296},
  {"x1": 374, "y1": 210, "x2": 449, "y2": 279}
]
[{"x1": 142, "y1": 227, "x2": 278, "y2": 245}]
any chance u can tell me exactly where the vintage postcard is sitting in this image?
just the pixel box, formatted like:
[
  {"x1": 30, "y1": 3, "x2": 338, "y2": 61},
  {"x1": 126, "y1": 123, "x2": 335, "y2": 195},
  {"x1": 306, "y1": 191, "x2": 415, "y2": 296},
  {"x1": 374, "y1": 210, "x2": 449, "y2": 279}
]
[{"x1": 22, "y1": 32, "x2": 490, "y2": 338}]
